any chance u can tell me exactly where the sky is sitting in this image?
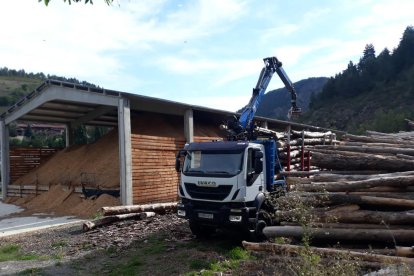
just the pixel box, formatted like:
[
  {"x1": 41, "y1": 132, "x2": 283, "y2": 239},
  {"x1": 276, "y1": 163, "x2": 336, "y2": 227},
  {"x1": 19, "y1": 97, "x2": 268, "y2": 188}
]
[{"x1": 0, "y1": 0, "x2": 413, "y2": 112}]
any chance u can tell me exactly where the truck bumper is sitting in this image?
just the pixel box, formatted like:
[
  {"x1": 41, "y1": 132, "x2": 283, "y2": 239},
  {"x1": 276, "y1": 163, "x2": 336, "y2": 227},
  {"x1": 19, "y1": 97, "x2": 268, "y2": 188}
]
[{"x1": 177, "y1": 199, "x2": 257, "y2": 228}]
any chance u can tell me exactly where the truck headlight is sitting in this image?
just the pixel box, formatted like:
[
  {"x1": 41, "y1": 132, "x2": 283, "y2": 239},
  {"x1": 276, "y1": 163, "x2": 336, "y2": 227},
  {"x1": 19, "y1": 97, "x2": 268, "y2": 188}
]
[
  {"x1": 177, "y1": 210, "x2": 186, "y2": 217},
  {"x1": 229, "y1": 215, "x2": 242, "y2": 222}
]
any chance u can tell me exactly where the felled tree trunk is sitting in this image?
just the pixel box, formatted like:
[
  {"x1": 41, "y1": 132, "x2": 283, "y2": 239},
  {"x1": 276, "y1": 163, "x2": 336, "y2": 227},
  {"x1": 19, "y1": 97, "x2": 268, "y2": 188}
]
[
  {"x1": 280, "y1": 222, "x2": 414, "y2": 230},
  {"x1": 396, "y1": 246, "x2": 414, "y2": 258},
  {"x1": 276, "y1": 207, "x2": 414, "y2": 225},
  {"x1": 311, "y1": 151, "x2": 414, "y2": 172},
  {"x1": 242, "y1": 242, "x2": 414, "y2": 264},
  {"x1": 310, "y1": 171, "x2": 414, "y2": 182},
  {"x1": 343, "y1": 133, "x2": 414, "y2": 146},
  {"x1": 101, "y1": 202, "x2": 177, "y2": 216},
  {"x1": 295, "y1": 175, "x2": 414, "y2": 192},
  {"x1": 83, "y1": 212, "x2": 156, "y2": 232},
  {"x1": 315, "y1": 145, "x2": 414, "y2": 156},
  {"x1": 262, "y1": 225, "x2": 414, "y2": 243},
  {"x1": 291, "y1": 130, "x2": 334, "y2": 139},
  {"x1": 311, "y1": 194, "x2": 414, "y2": 209}
]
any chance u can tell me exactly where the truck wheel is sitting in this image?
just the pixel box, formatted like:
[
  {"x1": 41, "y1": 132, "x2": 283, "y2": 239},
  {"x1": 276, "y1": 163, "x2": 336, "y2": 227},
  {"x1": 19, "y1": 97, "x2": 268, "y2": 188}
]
[
  {"x1": 189, "y1": 220, "x2": 216, "y2": 238},
  {"x1": 253, "y1": 210, "x2": 272, "y2": 241}
]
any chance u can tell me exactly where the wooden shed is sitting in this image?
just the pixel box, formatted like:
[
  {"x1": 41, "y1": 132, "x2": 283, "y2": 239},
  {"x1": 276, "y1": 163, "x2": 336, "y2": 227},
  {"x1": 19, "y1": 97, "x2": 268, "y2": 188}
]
[{"x1": 0, "y1": 80, "x2": 324, "y2": 205}]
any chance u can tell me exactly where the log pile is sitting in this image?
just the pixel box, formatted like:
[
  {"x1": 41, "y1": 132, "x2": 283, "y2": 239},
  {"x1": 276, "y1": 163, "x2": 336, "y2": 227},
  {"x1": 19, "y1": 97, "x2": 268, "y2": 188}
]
[
  {"x1": 275, "y1": 129, "x2": 336, "y2": 172},
  {"x1": 260, "y1": 130, "x2": 414, "y2": 263},
  {"x1": 310, "y1": 131, "x2": 414, "y2": 171},
  {"x1": 406, "y1": 119, "x2": 414, "y2": 130}
]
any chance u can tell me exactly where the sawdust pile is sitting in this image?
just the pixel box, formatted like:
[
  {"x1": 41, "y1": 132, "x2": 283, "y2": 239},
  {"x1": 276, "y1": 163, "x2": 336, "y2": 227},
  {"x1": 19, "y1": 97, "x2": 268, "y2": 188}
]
[
  {"x1": 12, "y1": 129, "x2": 119, "y2": 189},
  {"x1": 7, "y1": 184, "x2": 119, "y2": 218}
]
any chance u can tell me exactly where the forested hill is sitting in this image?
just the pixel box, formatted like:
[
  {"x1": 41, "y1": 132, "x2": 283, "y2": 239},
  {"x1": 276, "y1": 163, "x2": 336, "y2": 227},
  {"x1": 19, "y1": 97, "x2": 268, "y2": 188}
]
[
  {"x1": 0, "y1": 68, "x2": 98, "y2": 112},
  {"x1": 255, "y1": 77, "x2": 328, "y2": 120},
  {"x1": 300, "y1": 26, "x2": 414, "y2": 133}
]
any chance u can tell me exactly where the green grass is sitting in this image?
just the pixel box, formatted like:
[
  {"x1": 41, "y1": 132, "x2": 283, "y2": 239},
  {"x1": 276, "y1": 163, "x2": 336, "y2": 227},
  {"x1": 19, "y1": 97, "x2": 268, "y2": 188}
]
[
  {"x1": 0, "y1": 244, "x2": 40, "y2": 262},
  {"x1": 51, "y1": 240, "x2": 68, "y2": 249},
  {"x1": 189, "y1": 259, "x2": 210, "y2": 270},
  {"x1": 109, "y1": 255, "x2": 143, "y2": 276},
  {"x1": 142, "y1": 234, "x2": 166, "y2": 255},
  {"x1": 185, "y1": 246, "x2": 254, "y2": 276},
  {"x1": 17, "y1": 267, "x2": 42, "y2": 275}
]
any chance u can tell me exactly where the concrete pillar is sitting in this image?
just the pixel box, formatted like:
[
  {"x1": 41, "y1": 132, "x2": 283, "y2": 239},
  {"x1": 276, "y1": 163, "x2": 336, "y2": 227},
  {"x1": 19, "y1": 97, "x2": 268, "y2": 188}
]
[
  {"x1": 65, "y1": 124, "x2": 71, "y2": 147},
  {"x1": 184, "y1": 109, "x2": 194, "y2": 143},
  {"x1": 0, "y1": 121, "x2": 10, "y2": 200},
  {"x1": 118, "y1": 98, "x2": 133, "y2": 205}
]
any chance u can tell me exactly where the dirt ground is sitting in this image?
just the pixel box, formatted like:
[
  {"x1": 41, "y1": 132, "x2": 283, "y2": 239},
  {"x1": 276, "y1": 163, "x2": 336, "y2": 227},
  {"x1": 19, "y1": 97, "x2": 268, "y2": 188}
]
[
  {"x1": 0, "y1": 213, "x2": 253, "y2": 275},
  {"x1": 1, "y1": 213, "x2": 411, "y2": 276}
]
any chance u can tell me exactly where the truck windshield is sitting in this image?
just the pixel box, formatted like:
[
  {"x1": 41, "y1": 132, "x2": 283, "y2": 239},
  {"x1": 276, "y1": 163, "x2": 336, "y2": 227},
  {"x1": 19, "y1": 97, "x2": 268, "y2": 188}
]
[{"x1": 183, "y1": 150, "x2": 244, "y2": 177}]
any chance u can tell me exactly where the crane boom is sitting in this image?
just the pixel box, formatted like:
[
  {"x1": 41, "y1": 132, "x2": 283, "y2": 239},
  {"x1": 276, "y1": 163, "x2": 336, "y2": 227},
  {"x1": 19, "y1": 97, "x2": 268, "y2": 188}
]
[{"x1": 223, "y1": 56, "x2": 301, "y2": 140}]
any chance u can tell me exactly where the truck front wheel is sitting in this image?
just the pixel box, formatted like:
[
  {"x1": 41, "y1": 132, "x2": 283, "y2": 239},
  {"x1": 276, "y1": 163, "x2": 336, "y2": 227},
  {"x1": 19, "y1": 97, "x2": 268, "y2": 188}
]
[{"x1": 189, "y1": 220, "x2": 216, "y2": 238}]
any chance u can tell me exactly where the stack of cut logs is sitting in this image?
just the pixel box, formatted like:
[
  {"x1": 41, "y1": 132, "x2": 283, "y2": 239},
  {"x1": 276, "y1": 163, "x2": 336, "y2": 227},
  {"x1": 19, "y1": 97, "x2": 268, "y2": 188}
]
[
  {"x1": 257, "y1": 130, "x2": 414, "y2": 262},
  {"x1": 276, "y1": 129, "x2": 336, "y2": 172}
]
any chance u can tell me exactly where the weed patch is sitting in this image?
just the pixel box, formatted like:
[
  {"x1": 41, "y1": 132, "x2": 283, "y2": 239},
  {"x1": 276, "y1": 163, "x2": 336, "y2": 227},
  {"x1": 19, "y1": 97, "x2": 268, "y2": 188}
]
[
  {"x1": 110, "y1": 255, "x2": 143, "y2": 276},
  {"x1": 0, "y1": 244, "x2": 41, "y2": 262}
]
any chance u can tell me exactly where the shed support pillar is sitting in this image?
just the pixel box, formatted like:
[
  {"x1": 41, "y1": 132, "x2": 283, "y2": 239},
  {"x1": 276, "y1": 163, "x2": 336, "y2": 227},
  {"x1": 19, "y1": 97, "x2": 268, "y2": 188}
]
[
  {"x1": 65, "y1": 124, "x2": 74, "y2": 147},
  {"x1": 184, "y1": 109, "x2": 194, "y2": 143},
  {"x1": 118, "y1": 98, "x2": 133, "y2": 205},
  {"x1": 1, "y1": 121, "x2": 10, "y2": 200}
]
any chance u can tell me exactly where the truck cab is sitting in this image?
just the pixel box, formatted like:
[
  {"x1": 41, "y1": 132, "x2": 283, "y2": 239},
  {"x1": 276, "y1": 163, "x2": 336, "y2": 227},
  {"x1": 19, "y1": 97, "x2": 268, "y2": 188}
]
[{"x1": 176, "y1": 140, "x2": 279, "y2": 238}]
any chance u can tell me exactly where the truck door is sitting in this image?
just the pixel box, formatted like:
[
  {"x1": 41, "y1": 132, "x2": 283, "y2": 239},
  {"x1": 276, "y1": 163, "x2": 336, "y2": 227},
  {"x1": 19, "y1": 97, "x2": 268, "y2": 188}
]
[{"x1": 245, "y1": 148, "x2": 264, "y2": 199}]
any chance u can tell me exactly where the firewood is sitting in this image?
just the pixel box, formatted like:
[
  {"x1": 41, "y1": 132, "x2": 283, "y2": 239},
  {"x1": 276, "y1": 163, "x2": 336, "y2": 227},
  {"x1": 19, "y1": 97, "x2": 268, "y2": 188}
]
[
  {"x1": 101, "y1": 202, "x2": 177, "y2": 216},
  {"x1": 262, "y1": 225, "x2": 414, "y2": 243},
  {"x1": 83, "y1": 212, "x2": 156, "y2": 232},
  {"x1": 242, "y1": 241, "x2": 414, "y2": 264}
]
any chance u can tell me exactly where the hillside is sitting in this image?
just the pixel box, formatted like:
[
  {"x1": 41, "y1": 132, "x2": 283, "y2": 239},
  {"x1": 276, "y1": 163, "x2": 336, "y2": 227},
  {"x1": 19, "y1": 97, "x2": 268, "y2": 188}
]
[
  {"x1": 255, "y1": 77, "x2": 328, "y2": 120},
  {"x1": 300, "y1": 26, "x2": 414, "y2": 133},
  {"x1": 0, "y1": 67, "x2": 98, "y2": 113},
  {"x1": 0, "y1": 76, "x2": 42, "y2": 113}
]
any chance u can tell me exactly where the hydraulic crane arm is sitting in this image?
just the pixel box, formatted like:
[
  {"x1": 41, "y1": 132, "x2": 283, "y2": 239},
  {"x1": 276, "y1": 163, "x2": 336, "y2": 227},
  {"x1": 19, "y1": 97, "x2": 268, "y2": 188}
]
[{"x1": 223, "y1": 57, "x2": 301, "y2": 140}]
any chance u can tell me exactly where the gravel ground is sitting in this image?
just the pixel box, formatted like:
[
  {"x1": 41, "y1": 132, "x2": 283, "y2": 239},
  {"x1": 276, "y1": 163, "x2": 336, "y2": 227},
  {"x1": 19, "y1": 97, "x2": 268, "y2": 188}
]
[
  {"x1": 0, "y1": 213, "x2": 189, "y2": 275},
  {"x1": 2, "y1": 212, "x2": 412, "y2": 276}
]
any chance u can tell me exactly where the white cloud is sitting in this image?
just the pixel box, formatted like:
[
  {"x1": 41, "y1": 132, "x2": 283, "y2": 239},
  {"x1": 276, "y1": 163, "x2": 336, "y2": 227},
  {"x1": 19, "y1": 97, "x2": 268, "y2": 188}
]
[
  {"x1": 260, "y1": 24, "x2": 300, "y2": 42},
  {"x1": 0, "y1": 0, "x2": 413, "y2": 113},
  {"x1": 303, "y1": 7, "x2": 331, "y2": 23}
]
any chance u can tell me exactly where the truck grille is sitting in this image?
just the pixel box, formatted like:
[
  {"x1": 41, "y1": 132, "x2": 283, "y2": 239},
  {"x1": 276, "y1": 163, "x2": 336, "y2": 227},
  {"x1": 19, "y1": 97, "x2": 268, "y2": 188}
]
[{"x1": 184, "y1": 183, "x2": 232, "y2": 200}]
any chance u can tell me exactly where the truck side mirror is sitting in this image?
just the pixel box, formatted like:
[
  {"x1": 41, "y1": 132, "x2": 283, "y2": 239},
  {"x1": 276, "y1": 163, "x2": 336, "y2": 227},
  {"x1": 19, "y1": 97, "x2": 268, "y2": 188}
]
[
  {"x1": 175, "y1": 157, "x2": 181, "y2": 172},
  {"x1": 175, "y1": 150, "x2": 186, "y2": 172},
  {"x1": 254, "y1": 151, "x2": 263, "y2": 174}
]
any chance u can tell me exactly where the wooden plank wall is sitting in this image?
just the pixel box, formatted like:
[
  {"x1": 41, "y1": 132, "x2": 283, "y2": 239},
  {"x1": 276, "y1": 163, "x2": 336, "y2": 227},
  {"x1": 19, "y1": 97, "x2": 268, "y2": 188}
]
[
  {"x1": 10, "y1": 147, "x2": 59, "y2": 183},
  {"x1": 131, "y1": 134, "x2": 185, "y2": 204},
  {"x1": 194, "y1": 136, "x2": 224, "y2": 142}
]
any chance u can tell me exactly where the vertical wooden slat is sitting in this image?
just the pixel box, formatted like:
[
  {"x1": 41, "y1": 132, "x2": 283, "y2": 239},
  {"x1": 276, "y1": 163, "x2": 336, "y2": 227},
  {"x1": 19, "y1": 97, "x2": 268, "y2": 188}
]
[{"x1": 10, "y1": 147, "x2": 59, "y2": 183}]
